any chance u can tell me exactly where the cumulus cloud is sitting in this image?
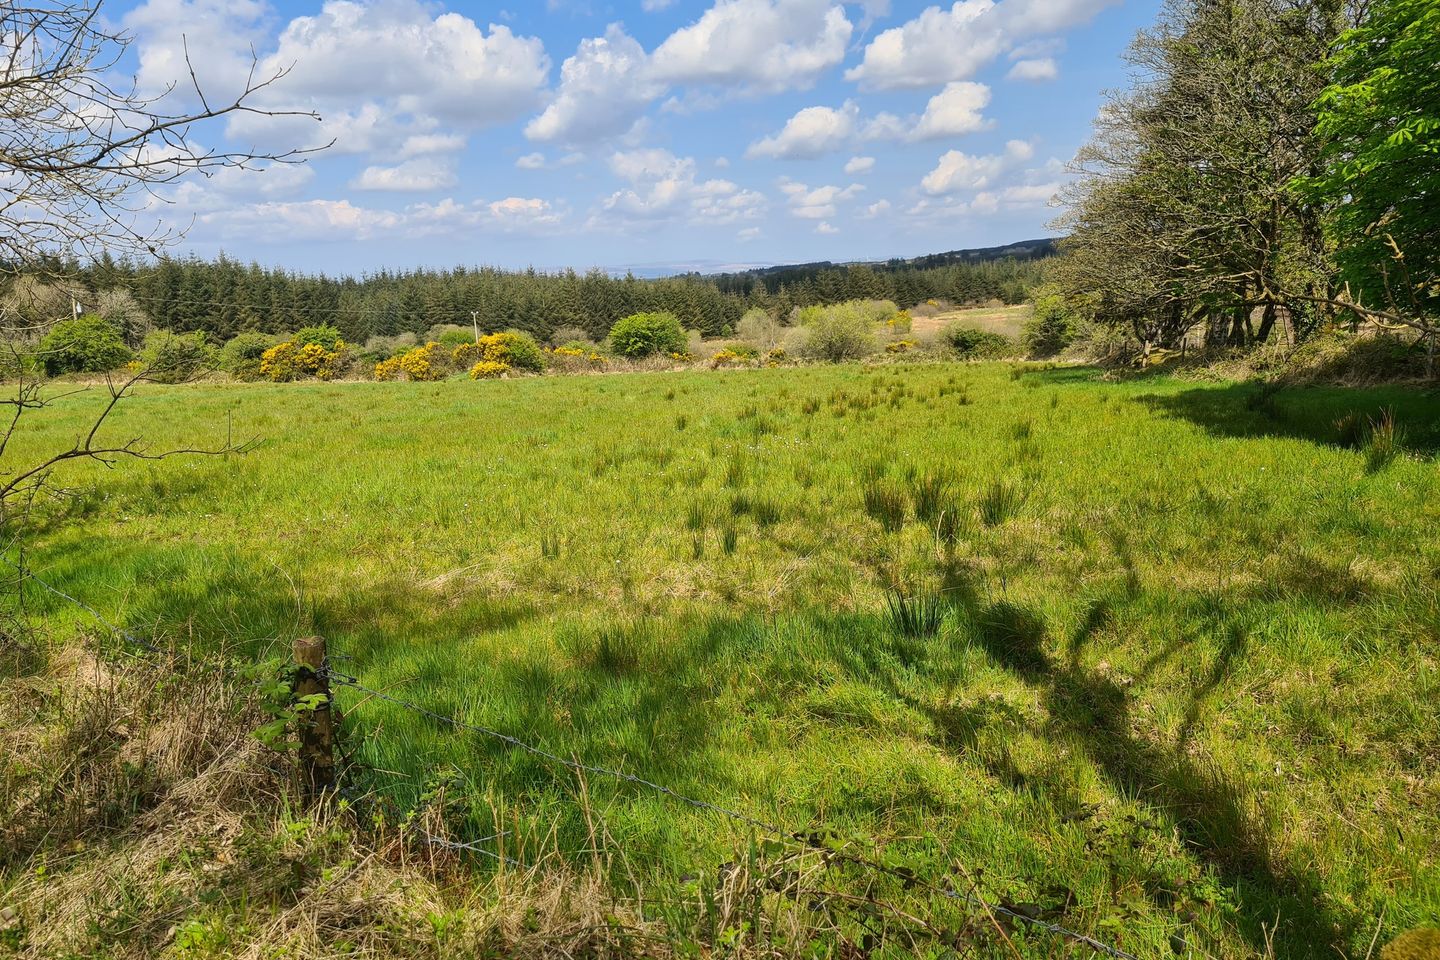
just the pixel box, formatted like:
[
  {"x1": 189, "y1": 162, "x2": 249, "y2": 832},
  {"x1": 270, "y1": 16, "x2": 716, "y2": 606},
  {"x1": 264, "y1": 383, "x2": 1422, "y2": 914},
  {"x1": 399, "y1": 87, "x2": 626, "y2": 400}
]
[
  {"x1": 845, "y1": 156, "x2": 876, "y2": 175},
  {"x1": 747, "y1": 102, "x2": 860, "y2": 159},
  {"x1": 128, "y1": 0, "x2": 548, "y2": 166},
  {"x1": 779, "y1": 180, "x2": 865, "y2": 219},
  {"x1": 199, "y1": 199, "x2": 403, "y2": 241},
  {"x1": 351, "y1": 158, "x2": 457, "y2": 192},
  {"x1": 1007, "y1": 58, "x2": 1058, "y2": 81},
  {"x1": 920, "y1": 140, "x2": 1034, "y2": 195},
  {"x1": 525, "y1": 25, "x2": 661, "y2": 145},
  {"x1": 747, "y1": 84, "x2": 992, "y2": 159},
  {"x1": 859, "y1": 199, "x2": 891, "y2": 218},
  {"x1": 599, "y1": 148, "x2": 766, "y2": 226},
  {"x1": 847, "y1": 0, "x2": 1115, "y2": 89},
  {"x1": 816, "y1": 221, "x2": 840, "y2": 235},
  {"x1": 650, "y1": 0, "x2": 853, "y2": 93},
  {"x1": 910, "y1": 81, "x2": 993, "y2": 139}
]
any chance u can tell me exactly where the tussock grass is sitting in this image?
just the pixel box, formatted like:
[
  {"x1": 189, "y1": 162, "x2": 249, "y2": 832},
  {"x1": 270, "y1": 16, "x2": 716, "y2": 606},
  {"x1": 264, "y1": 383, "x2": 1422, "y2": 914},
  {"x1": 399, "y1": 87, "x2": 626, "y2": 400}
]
[{"x1": 6, "y1": 363, "x2": 1440, "y2": 958}]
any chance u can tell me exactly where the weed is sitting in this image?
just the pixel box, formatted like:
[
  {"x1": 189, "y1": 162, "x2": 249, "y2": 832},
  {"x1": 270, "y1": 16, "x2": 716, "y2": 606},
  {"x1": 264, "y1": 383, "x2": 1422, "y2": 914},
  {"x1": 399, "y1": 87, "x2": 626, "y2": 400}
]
[{"x1": 1362, "y1": 408, "x2": 1405, "y2": 472}]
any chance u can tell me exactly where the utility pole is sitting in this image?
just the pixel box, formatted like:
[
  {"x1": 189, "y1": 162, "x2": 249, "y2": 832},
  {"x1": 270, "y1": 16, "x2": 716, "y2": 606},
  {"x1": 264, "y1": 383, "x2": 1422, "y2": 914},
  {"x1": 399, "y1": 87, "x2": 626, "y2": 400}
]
[{"x1": 471, "y1": 310, "x2": 480, "y2": 344}]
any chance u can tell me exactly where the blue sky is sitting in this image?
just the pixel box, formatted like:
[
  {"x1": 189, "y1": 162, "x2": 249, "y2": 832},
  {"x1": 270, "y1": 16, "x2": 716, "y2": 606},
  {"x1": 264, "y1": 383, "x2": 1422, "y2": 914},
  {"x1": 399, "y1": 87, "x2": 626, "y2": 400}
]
[{"x1": 114, "y1": 0, "x2": 1158, "y2": 274}]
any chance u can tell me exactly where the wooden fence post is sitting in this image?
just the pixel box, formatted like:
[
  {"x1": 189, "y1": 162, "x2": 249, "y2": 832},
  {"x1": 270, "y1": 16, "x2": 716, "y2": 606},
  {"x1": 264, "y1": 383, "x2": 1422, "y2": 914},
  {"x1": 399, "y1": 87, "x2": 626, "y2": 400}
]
[{"x1": 292, "y1": 635, "x2": 336, "y2": 802}]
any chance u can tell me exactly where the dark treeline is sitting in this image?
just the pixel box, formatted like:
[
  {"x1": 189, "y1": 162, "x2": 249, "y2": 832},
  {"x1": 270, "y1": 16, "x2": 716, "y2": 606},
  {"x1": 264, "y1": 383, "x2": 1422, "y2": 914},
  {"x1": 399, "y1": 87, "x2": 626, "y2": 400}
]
[{"x1": 15, "y1": 251, "x2": 1048, "y2": 347}]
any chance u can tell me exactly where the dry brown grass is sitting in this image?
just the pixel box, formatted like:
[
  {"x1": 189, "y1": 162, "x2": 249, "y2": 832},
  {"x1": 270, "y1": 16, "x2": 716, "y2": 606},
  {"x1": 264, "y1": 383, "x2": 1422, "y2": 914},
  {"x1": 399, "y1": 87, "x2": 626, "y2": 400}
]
[{"x1": 911, "y1": 304, "x2": 1031, "y2": 341}]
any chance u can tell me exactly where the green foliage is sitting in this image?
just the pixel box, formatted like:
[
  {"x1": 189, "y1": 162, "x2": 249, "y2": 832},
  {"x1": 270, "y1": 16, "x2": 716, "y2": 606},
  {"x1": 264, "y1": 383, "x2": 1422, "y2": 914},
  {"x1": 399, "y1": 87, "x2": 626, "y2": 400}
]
[
  {"x1": 36, "y1": 314, "x2": 132, "y2": 375},
  {"x1": 220, "y1": 333, "x2": 279, "y2": 381},
  {"x1": 291, "y1": 324, "x2": 344, "y2": 351},
  {"x1": 942, "y1": 324, "x2": 1013, "y2": 359},
  {"x1": 1022, "y1": 290, "x2": 1076, "y2": 358},
  {"x1": 137, "y1": 330, "x2": 214, "y2": 383},
  {"x1": 1308, "y1": 0, "x2": 1440, "y2": 319},
  {"x1": 608, "y1": 311, "x2": 686, "y2": 358}
]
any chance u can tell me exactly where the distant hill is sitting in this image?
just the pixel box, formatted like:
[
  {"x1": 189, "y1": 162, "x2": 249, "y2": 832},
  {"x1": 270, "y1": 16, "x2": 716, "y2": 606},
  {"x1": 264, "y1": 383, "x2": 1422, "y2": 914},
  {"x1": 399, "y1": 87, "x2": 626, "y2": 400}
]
[{"x1": 703, "y1": 237, "x2": 1059, "y2": 282}]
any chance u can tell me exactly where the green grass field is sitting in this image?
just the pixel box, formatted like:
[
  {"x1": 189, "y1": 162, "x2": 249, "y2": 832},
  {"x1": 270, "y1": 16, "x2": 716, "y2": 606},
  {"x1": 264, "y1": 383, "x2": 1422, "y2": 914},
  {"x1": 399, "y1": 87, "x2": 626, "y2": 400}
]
[{"x1": 11, "y1": 362, "x2": 1440, "y2": 958}]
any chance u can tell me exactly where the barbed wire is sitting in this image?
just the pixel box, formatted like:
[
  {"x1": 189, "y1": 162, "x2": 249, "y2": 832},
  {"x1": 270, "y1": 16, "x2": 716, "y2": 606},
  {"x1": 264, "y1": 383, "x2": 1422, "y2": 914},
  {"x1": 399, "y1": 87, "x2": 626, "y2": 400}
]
[
  {"x1": 329, "y1": 669, "x2": 1139, "y2": 960},
  {"x1": 25, "y1": 571, "x2": 163, "y2": 655},
  {"x1": 423, "y1": 832, "x2": 523, "y2": 868}
]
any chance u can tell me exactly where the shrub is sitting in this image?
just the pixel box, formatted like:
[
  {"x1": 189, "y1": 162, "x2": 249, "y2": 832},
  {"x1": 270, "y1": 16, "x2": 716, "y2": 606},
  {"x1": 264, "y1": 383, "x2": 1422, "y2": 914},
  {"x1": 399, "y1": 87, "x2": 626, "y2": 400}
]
[
  {"x1": 710, "y1": 349, "x2": 747, "y2": 368},
  {"x1": 608, "y1": 311, "x2": 686, "y2": 358},
  {"x1": 943, "y1": 325, "x2": 1013, "y2": 359},
  {"x1": 885, "y1": 310, "x2": 913, "y2": 333},
  {"x1": 262, "y1": 338, "x2": 348, "y2": 381},
  {"x1": 292, "y1": 324, "x2": 344, "y2": 351},
  {"x1": 220, "y1": 333, "x2": 278, "y2": 381},
  {"x1": 452, "y1": 331, "x2": 544, "y2": 373},
  {"x1": 1023, "y1": 290, "x2": 1076, "y2": 357},
  {"x1": 37, "y1": 314, "x2": 131, "y2": 375},
  {"x1": 138, "y1": 330, "x2": 214, "y2": 383},
  {"x1": 469, "y1": 360, "x2": 510, "y2": 379},
  {"x1": 375, "y1": 342, "x2": 445, "y2": 382},
  {"x1": 799, "y1": 302, "x2": 877, "y2": 361}
]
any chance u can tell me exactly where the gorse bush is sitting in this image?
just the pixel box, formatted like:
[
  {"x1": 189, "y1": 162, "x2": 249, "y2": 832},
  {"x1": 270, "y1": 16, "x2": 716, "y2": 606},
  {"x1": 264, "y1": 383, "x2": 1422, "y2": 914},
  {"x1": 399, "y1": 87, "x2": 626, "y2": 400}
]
[
  {"x1": 375, "y1": 342, "x2": 444, "y2": 382},
  {"x1": 220, "y1": 332, "x2": 278, "y2": 381},
  {"x1": 452, "y1": 331, "x2": 544, "y2": 373},
  {"x1": 36, "y1": 314, "x2": 131, "y2": 375},
  {"x1": 137, "y1": 330, "x2": 214, "y2": 383},
  {"x1": 468, "y1": 360, "x2": 509, "y2": 379},
  {"x1": 261, "y1": 337, "x2": 348, "y2": 381},
  {"x1": 609, "y1": 312, "x2": 686, "y2": 358}
]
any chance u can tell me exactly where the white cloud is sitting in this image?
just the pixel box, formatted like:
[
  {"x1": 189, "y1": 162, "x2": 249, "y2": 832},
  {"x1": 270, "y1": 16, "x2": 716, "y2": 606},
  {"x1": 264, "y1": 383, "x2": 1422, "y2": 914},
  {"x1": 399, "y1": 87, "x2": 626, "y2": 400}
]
[
  {"x1": 650, "y1": 0, "x2": 853, "y2": 93},
  {"x1": 526, "y1": 25, "x2": 661, "y2": 144},
  {"x1": 747, "y1": 102, "x2": 859, "y2": 159},
  {"x1": 200, "y1": 199, "x2": 403, "y2": 241},
  {"x1": 847, "y1": 0, "x2": 1115, "y2": 89},
  {"x1": 600, "y1": 148, "x2": 766, "y2": 226},
  {"x1": 910, "y1": 81, "x2": 993, "y2": 139},
  {"x1": 399, "y1": 133, "x2": 466, "y2": 158},
  {"x1": 845, "y1": 156, "x2": 876, "y2": 175},
  {"x1": 643, "y1": 0, "x2": 678, "y2": 8},
  {"x1": 920, "y1": 140, "x2": 1033, "y2": 195},
  {"x1": 816, "y1": 221, "x2": 840, "y2": 235},
  {"x1": 351, "y1": 158, "x2": 456, "y2": 192},
  {"x1": 859, "y1": 199, "x2": 891, "y2": 218},
  {"x1": 516, "y1": 152, "x2": 547, "y2": 170},
  {"x1": 1007, "y1": 58, "x2": 1058, "y2": 81},
  {"x1": 737, "y1": 226, "x2": 762, "y2": 241},
  {"x1": 779, "y1": 180, "x2": 864, "y2": 219},
  {"x1": 748, "y1": 84, "x2": 991, "y2": 160}
]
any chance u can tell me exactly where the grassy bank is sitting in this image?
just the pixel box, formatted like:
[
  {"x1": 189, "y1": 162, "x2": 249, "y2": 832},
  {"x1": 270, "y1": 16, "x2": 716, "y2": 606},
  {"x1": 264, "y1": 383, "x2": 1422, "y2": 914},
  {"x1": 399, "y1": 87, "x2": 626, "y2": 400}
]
[{"x1": 6, "y1": 362, "x2": 1438, "y2": 958}]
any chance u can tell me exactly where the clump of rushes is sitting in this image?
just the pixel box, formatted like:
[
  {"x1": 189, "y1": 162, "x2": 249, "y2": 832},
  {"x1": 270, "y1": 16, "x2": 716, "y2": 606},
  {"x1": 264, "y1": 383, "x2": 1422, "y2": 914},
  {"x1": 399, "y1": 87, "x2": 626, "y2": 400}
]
[
  {"x1": 909, "y1": 468, "x2": 953, "y2": 524},
  {"x1": 863, "y1": 479, "x2": 908, "y2": 532},
  {"x1": 1362, "y1": 408, "x2": 1404, "y2": 472},
  {"x1": 884, "y1": 588, "x2": 945, "y2": 638},
  {"x1": 540, "y1": 531, "x2": 561, "y2": 559},
  {"x1": 675, "y1": 413, "x2": 689, "y2": 430},
  {"x1": 978, "y1": 478, "x2": 1027, "y2": 526},
  {"x1": 721, "y1": 526, "x2": 738, "y2": 554}
]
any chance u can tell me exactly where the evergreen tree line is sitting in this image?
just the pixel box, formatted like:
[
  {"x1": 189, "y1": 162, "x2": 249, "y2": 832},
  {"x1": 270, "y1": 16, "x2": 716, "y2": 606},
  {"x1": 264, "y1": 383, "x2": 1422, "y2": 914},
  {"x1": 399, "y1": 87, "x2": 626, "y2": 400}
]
[{"x1": 3, "y1": 253, "x2": 1047, "y2": 348}]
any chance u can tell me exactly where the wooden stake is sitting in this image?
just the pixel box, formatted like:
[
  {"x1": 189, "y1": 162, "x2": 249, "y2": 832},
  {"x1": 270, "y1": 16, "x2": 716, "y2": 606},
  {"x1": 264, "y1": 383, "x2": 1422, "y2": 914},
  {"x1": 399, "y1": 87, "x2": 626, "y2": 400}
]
[{"x1": 292, "y1": 635, "x2": 336, "y2": 802}]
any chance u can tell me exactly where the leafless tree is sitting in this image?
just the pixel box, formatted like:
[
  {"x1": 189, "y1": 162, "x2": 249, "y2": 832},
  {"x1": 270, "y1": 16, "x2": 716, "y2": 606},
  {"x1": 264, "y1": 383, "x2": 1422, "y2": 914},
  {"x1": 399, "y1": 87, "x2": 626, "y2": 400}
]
[{"x1": 1, "y1": 1, "x2": 324, "y2": 270}]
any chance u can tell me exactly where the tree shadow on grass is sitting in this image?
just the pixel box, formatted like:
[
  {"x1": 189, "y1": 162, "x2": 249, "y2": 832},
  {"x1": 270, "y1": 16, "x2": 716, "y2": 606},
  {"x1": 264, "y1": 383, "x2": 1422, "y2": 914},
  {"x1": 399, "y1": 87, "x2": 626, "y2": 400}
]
[
  {"x1": 967, "y1": 594, "x2": 1354, "y2": 960},
  {"x1": 1132, "y1": 381, "x2": 1440, "y2": 456}
]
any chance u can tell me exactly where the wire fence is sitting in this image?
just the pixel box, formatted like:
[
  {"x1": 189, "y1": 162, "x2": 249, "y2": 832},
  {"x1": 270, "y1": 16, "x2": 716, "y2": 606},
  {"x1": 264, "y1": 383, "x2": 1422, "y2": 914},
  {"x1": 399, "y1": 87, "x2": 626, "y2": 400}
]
[{"x1": 29, "y1": 574, "x2": 1139, "y2": 960}]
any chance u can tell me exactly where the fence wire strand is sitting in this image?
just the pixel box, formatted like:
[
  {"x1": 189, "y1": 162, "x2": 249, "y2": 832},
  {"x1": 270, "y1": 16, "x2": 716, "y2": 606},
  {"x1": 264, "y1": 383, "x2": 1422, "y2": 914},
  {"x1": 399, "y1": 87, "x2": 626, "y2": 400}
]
[{"x1": 329, "y1": 670, "x2": 1139, "y2": 960}]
